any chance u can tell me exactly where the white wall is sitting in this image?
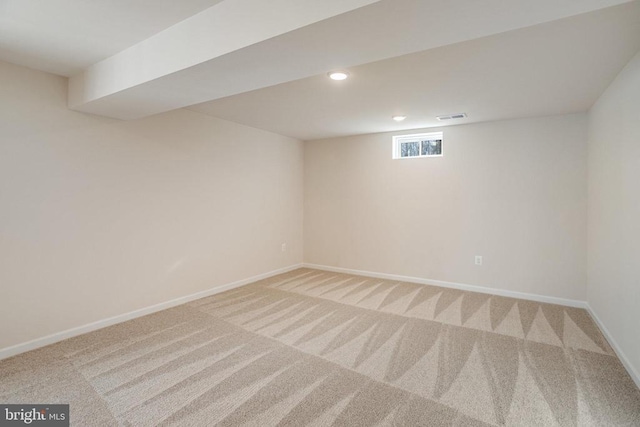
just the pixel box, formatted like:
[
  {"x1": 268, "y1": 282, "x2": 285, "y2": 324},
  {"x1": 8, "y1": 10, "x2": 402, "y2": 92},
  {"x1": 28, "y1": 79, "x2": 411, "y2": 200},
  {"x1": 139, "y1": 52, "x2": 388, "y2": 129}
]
[
  {"x1": 587, "y1": 51, "x2": 640, "y2": 381},
  {"x1": 0, "y1": 60, "x2": 304, "y2": 351},
  {"x1": 304, "y1": 114, "x2": 588, "y2": 300}
]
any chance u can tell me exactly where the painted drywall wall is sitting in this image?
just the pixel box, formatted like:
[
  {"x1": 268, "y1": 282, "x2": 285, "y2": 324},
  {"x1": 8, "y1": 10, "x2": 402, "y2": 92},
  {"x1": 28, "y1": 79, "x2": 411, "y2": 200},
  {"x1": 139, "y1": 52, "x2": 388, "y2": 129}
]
[
  {"x1": 304, "y1": 114, "x2": 588, "y2": 300},
  {"x1": 587, "y1": 51, "x2": 640, "y2": 380},
  {"x1": 0, "y1": 60, "x2": 304, "y2": 350}
]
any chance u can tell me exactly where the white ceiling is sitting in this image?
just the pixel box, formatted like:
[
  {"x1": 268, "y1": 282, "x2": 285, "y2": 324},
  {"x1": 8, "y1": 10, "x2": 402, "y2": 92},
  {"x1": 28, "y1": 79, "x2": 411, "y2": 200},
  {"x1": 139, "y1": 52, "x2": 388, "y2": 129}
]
[
  {"x1": 64, "y1": 0, "x2": 634, "y2": 120},
  {"x1": 0, "y1": 0, "x2": 223, "y2": 76},
  {"x1": 188, "y1": 2, "x2": 640, "y2": 140},
  {"x1": 67, "y1": 0, "x2": 382, "y2": 119},
  {"x1": 1, "y1": 0, "x2": 638, "y2": 140}
]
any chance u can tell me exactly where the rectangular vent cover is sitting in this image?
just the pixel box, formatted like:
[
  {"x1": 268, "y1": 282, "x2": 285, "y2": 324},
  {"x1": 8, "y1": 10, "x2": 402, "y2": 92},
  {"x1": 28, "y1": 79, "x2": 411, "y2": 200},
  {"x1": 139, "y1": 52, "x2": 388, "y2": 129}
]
[{"x1": 437, "y1": 113, "x2": 467, "y2": 121}]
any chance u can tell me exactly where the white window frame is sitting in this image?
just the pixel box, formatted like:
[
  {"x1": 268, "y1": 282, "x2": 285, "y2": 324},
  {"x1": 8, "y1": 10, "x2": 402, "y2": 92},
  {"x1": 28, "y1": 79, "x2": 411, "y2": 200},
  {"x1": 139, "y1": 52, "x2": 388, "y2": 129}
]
[{"x1": 392, "y1": 132, "x2": 443, "y2": 159}]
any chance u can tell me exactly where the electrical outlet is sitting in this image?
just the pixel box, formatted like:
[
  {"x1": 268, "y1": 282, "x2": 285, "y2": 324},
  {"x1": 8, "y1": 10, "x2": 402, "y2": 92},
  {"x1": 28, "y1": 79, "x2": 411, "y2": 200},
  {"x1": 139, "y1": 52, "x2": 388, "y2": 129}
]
[
  {"x1": 475, "y1": 256, "x2": 483, "y2": 266},
  {"x1": 281, "y1": 243, "x2": 287, "y2": 252}
]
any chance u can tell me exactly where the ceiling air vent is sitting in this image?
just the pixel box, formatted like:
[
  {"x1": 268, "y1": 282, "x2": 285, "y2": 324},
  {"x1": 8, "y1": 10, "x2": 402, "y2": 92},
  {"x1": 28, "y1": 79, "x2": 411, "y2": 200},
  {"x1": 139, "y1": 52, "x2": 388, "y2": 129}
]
[{"x1": 436, "y1": 113, "x2": 467, "y2": 121}]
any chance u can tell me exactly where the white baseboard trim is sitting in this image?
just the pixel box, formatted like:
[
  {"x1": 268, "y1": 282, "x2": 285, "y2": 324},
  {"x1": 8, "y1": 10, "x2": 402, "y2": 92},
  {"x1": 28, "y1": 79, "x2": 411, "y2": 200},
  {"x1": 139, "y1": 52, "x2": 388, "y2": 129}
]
[
  {"x1": 0, "y1": 263, "x2": 303, "y2": 361},
  {"x1": 586, "y1": 304, "x2": 640, "y2": 390},
  {"x1": 303, "y1": 263, "x2": 588, "y2": 309}
]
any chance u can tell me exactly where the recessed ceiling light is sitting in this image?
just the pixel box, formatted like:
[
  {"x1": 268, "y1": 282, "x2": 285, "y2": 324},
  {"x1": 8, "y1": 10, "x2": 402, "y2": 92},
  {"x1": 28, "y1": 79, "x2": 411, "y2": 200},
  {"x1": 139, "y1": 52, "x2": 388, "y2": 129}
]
[
  {"x1": 328, "y1": 71, "x2": 349, "y2": 81},
  {"x1": 392, "y1": 115, "x2": 407, "y2": 122}
]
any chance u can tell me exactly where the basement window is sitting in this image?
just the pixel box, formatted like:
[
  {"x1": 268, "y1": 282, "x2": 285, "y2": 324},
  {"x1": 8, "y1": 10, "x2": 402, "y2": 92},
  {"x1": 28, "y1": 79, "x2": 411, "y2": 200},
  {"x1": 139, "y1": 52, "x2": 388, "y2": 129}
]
[{"x1": 392, "y1": 132, "x2": 443, "y2": 159}]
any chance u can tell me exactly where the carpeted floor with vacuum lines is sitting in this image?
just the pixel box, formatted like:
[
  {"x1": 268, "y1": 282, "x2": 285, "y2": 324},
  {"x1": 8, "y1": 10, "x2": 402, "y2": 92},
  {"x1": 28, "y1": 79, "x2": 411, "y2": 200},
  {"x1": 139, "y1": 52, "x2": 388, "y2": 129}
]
[{"x1": 1, "y1": 268, "x2": 639, "y2": 426}]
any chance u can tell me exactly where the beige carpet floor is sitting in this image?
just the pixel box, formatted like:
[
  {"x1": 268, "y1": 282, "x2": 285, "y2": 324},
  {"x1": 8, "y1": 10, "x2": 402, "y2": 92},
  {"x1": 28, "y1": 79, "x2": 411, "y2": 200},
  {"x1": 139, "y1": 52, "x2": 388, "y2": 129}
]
[{"x1": 1, "y1": 268, "x2": 639, "y2": 426}]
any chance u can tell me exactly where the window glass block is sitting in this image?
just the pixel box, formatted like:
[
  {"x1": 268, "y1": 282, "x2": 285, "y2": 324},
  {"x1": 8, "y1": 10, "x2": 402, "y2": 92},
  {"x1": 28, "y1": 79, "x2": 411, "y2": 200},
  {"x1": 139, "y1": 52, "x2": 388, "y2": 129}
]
[
  {"x1": 421, "y1": 139, "x2": 442, "y2": 156},
  {"x1": 401, "y1": 141, "x2": 420, "y2": 157}
]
